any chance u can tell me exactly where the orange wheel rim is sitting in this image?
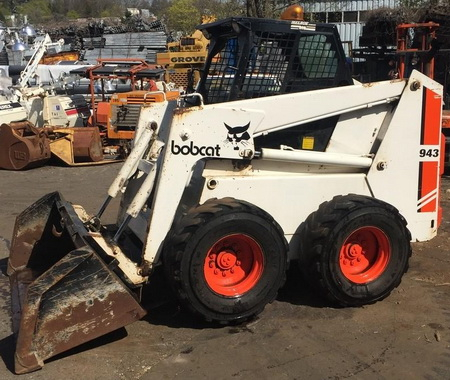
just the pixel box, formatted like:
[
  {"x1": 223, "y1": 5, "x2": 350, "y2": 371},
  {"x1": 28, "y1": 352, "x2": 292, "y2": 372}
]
[
  {"x1": 204, "y1": 234, "x2": 264, "y2": 296},
  {"x1": 339, "y1": 227, "x2": 390, "y2": 284}
]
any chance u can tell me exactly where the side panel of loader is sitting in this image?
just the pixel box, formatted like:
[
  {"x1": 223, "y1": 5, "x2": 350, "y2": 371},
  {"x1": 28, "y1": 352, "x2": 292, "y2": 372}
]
[
  {"x1": 134, "y1": 77, "x2": 406, "y2": 264},
  {"x1": 367, "y1": 71, "x2": 443, "y2": 241}
]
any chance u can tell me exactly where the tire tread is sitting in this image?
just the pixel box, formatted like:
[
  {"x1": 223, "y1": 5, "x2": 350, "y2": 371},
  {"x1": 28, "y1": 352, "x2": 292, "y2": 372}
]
[
  {"x1": 299, "y1": 194, "x2": 412, "y2": 306},
  {"x1": 164, "y1": 197, "x2": 288, "y2": 323}
]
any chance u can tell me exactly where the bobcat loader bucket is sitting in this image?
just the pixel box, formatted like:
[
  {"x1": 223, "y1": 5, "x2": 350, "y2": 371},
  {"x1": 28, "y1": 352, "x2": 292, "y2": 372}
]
[{"x1": 7, "y1": 192, "x2": 146, "y2": 374}]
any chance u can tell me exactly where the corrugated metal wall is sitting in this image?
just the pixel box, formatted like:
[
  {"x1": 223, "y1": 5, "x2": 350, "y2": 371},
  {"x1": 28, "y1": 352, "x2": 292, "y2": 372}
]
[
  {"x1": 335, "y1": 23, "x2": 363, "y2": 56},
  {"x1": 303, "y1": 0, "x2": 399, "y2": 52},
  {"x1": 303, "y1": 0, "x2": 398, "y2": 13}
]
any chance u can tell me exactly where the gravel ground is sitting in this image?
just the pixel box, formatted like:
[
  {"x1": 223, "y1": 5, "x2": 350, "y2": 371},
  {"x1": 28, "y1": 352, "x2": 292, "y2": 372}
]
[{"x1": 0, "y1": 164, "x2": 449, "y2": 380}]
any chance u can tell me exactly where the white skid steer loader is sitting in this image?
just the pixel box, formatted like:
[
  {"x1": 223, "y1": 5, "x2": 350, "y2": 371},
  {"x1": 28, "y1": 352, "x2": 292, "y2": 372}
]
[{"x1": 7, "y1": 15, "x2": 444, "y2": 374}]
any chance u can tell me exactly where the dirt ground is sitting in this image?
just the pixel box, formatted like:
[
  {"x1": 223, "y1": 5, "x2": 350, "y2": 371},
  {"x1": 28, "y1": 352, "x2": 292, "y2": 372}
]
[{"x1": 0, "y1": 164, "x2": 450, "y2": 379}]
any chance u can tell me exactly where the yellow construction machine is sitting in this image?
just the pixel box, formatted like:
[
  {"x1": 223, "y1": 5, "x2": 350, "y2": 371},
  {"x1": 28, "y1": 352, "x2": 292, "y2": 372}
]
[{"x1": 156, "y1": 16, "x2": 215, "y2": 89}]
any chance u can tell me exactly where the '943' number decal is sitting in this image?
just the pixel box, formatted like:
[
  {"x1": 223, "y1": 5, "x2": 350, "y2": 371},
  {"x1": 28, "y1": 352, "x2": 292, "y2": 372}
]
[{"x1": 419, "y1": 148, "x2": 439, "y2": 158}]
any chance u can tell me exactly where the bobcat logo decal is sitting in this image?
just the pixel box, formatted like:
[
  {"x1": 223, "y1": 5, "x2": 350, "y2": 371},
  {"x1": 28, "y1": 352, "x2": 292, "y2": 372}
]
[{"x1": 224, "y1": 122, "x2": 251, "y2": 151}]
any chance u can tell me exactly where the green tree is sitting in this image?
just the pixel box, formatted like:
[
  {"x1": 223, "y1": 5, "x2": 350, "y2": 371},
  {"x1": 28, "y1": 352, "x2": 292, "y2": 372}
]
[
  {"x1": 66, "y1": 9, "x2": 79, "y2": 19},
  {"x1": 0, "y1": 1, "x2": 11, "y2": 21},
  {"x1": 0, "y1": 9, "x2": 7, "y2": 22},
  {"x1": 121, "y1": 0, "x2": 152, "y2": 7},
  {"x1": 166, "y1": 0, "x2": 202, "y2": 35},
  {"x1": 150, "y1": 0, "x2": 170, "y2": 19},
  {"x1": 398, "y1": 0, "x2": 428, "y2": 7},
  {"x1": 17, "y1": 0, "x2": 52, "y2": 23},
  {"x1": 216, "y1": 0, "x2": 246, "y2": 19}
]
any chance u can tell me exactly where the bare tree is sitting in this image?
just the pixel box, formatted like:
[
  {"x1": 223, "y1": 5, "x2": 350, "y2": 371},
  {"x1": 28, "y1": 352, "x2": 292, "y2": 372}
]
[{"x1": 246, "y1": 0, "x2": 285, "y2": 18}]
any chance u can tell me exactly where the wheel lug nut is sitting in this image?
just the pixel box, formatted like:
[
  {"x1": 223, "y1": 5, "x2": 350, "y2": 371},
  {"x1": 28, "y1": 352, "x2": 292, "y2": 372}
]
[
  {"x1": 209, "y1": 261, "x2": 214, "y2": 268},
  {"x1": 222, "y1": 272, "x2": 227, "y2": 277},
  {"x1": 210, "y1": 254, "x2": 216, "y2": 260},
  {"x1": 214, "y1": 269, "x2": 219, "y2": 275},
  {"x1": 236, "y1": 260, "x2": 241, "y2": 266},
  {"x1": 357, "y1": 257, "x2": 362, "y2": 262},
  {"x1": 230, "y1": 268, "x2": 235, "y2": 274}
]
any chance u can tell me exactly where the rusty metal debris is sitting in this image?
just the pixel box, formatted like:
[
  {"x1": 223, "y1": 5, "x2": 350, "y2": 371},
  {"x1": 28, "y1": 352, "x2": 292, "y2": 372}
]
[
  {"x1": 0, "y1": 122, "x2": 125, "y2": 169},
  {"x1": 0, "y1": 121, "x2": 51, "y2": 170},
  {"x1": 49, "y1": 127, "x2": 105, "y2": 165}
]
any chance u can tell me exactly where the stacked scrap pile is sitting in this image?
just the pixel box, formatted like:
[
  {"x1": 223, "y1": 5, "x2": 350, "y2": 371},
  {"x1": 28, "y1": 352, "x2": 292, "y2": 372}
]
[
  {"x1": 103, "y1": 18, "x2": 168, "y2": 34},
  {"x1": 359, "y1": 5, "x2": 450, "y2": 48},
  {"x1": 359, "y1": 7, "x2": 412, "y2": 47},
  {"x1": 43, "y1": 17, "x2": 170, "y2": 63},
  {"x1": 421, "y1": 5, "x2": 450, "y2": 48},
  {"x1": 420, "y1": 5, "x2": 450, "y2": 103},
  {"x1": 353, "y1": 8, "x2": 409, "y2": 81},
  {"x1": 355, "y1": 5, "x2": 450, "y2": 100},
  {"x1": 82, "y1": 31, "x2": 167, "y2": 62}
]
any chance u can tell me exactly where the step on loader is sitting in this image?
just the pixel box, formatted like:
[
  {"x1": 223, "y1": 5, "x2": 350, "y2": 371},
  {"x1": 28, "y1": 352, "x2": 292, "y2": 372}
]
[{"x1": 7, "y1": 11, "x2": 444, "y2": 374}]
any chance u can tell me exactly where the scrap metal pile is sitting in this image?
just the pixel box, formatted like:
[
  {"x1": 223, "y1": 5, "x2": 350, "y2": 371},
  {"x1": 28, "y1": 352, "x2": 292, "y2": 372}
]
[
  {"x1": 353, "y1": 5, "x2": 450, "y2": 92},
  {"x1": 0, "y1": 57, "x2": 180, "y2": 170},
  {"x1": 422, "y1": 6, "x2": 450, "y2": 49},
  {"x1": 41, "y1": 17, "x2": 170, "y2": 62},
  {"x1": 359, "y1": 5, "x2": 450, "y2": 48}
]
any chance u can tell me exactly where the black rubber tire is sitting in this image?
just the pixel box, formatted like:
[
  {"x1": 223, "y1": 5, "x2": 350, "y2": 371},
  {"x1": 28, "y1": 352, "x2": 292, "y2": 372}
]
[
  {"x1": 298, "y1": 194, "x2": 412, "y2": 307},
  {"x1": 164, "y1": 197, "x2": 288, "y2": 323}
]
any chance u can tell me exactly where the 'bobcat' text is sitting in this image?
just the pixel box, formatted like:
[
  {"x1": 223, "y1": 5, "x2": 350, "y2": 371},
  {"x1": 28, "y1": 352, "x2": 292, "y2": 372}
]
[{"x1": 171, "y1": 141, "x2": 221, "y2": 157}]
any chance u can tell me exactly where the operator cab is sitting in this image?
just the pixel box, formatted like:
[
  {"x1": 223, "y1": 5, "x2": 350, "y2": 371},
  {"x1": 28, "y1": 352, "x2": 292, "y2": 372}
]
[{"x1": 195, "y1": 17, "x2": 353, "y2": 104}]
